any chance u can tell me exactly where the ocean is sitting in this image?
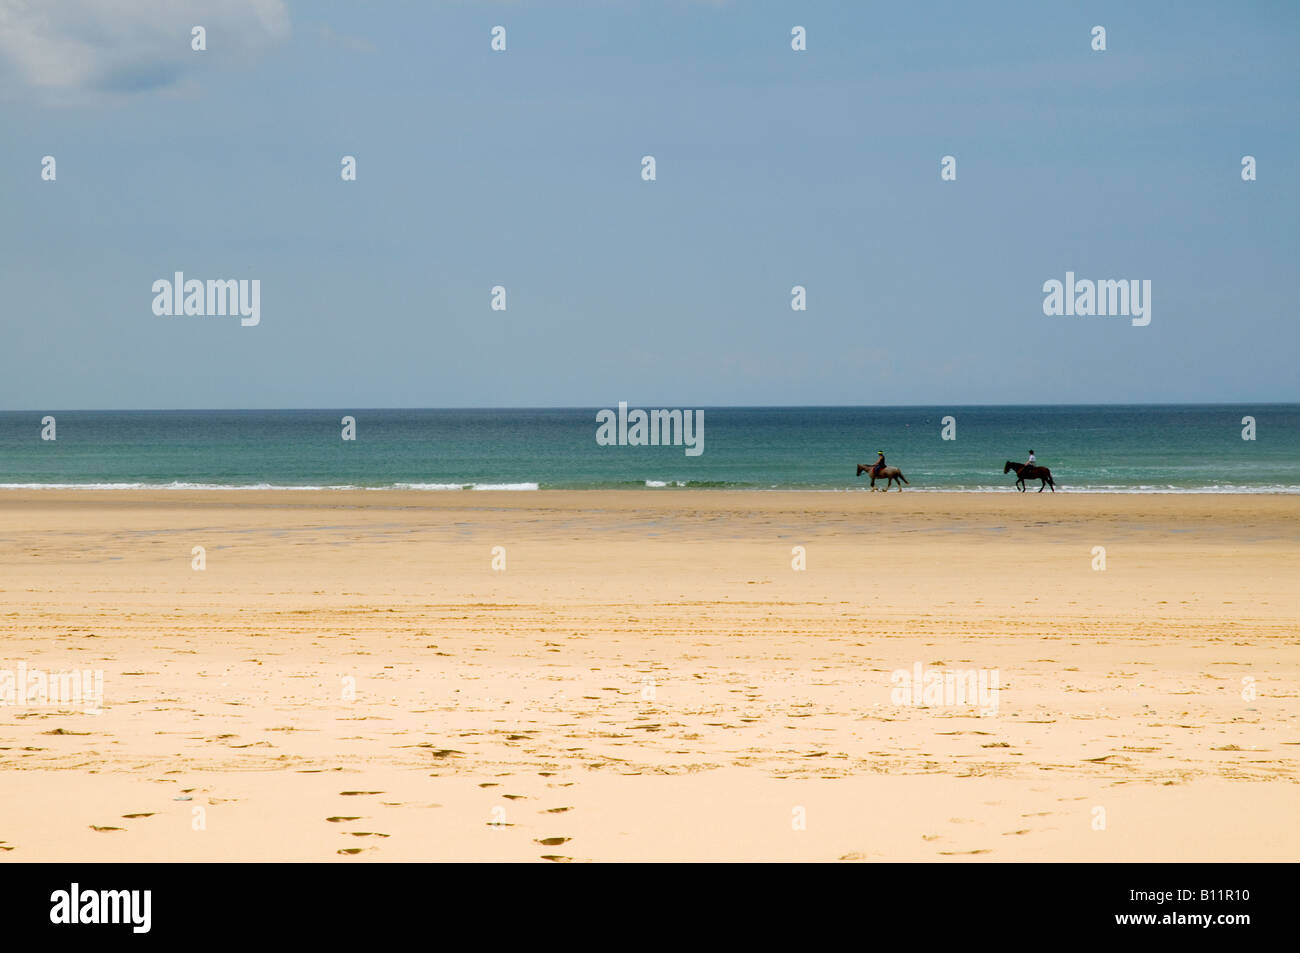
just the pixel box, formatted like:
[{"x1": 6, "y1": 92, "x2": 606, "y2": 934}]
[{"x1": 1, "y1": 405, "x2": 1296, "y2": 493}]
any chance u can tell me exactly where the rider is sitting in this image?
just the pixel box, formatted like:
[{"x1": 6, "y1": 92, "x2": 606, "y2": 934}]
[
  {"x1": 1027, "y1": 449, "x2": 1037, "y2": 468},
  {"x1": 871, "y1": 450, "x2": 886, "y2": 477}
]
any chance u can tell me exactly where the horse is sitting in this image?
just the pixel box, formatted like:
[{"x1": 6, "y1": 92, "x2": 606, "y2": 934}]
[
  {"x1": 856, "y1": 463, "x2": 910, "y2": 491},
  {"x1": 1004, "y1": 460, "x2": 1056, "y2": 493}
]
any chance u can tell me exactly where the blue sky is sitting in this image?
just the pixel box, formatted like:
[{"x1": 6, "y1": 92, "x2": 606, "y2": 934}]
[{"x1": 2, "y1": 0, "x2": 1297, "y2": 408}]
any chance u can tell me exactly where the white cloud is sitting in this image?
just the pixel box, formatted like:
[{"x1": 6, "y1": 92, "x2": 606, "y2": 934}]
[{"x1": 0, "y1": 0, "x2": 289, "y2": 96}]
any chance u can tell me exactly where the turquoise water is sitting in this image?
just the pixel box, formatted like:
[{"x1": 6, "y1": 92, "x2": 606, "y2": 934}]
[{"x1": 0, "y1": 406, "x2": 1296, "y2": 492}]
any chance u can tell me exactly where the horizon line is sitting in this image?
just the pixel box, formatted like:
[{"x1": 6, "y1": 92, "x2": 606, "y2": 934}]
[{"x1": 2, "y1": 401, "x2": 1297, "y2": 414}]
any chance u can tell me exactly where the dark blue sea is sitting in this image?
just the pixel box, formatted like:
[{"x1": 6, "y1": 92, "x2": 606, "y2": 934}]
[{"x1": 0, "y1": 405, "x2": 1295, "y2": 492}]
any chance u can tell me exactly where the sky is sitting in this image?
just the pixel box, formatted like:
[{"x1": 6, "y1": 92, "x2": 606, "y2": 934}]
[{"x1": 1, "y1": 0, "x2": 1297, "y2": 409}]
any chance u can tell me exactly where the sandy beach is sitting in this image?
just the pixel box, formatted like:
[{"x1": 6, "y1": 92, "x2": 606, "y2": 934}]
[{"x1": 1, "y1": 489, "x2": 1297, "y2": 862}]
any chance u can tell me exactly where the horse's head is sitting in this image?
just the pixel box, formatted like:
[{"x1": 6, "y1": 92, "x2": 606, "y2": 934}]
[
  {"x1": 1003, "y1": 461, "x2": 1014, "y2": 474},
  {"x1": 856, "y1": 464, "x2": 866, "y2": 476}
]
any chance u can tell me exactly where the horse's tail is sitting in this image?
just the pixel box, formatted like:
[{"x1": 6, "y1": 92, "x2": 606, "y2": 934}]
[{"x1": 898, "y1": 471, "x2": 909, "y2": 484}]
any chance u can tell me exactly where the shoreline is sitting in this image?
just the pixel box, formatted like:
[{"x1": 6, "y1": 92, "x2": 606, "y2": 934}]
[
  {"x1": 1, "y1": 485, "x2": 1299, "y2": 496},
  {"x1": 3, "y1": 488, "x2": 1300, "y2": 533},
  {"x1": 1, "y1": 485, "x2": 1299, "y2": 506}
]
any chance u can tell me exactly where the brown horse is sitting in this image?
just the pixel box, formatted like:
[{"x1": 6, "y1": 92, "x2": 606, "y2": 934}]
[
  {"x1": 856, "y1": 463, "x2": 910, "y2": 491},
  {"x1": 1004, "y1": 460, "x2": 1056, "y2": 492}
]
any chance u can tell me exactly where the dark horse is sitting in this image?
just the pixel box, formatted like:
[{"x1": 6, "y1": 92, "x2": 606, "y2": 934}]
[
  {"x1": 856, "y1": 463, "x2": 910, "y2": 491},
  {"x1": 1004, "y1": 461, "x2": 1056, "y2": 493}
]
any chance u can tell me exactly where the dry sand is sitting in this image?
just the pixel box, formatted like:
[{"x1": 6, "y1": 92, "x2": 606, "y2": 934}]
[{"x1": 0, "y1": 489, "x2": 1297, "y2": 862}]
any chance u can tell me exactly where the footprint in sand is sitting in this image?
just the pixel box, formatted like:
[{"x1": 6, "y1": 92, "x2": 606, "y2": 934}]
[
  {"x1": 536, "y1": 837, "x2": 570, "y2": 846},
  {"x1": 90, "y1": 826, "x2": 123, "y2": 832},
  {"x1": 121, "y1": 813, "x2": 154, "y2": 819},
  {"x1": 337, "y1": 848, "x2": 364, "y2": 855},
  {"x1": 326, "y1": 817, "x2": 361, "y2": 822},
  {"x1": 540, "y1": 855, "x2": 572, "y2": 863},
  {"x1": 339, "y1": 791, "x2": 384, "y2": 796}
]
